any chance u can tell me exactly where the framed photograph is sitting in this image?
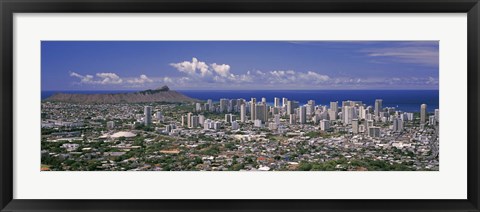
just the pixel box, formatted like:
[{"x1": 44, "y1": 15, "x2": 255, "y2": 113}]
[{"x1": 1, "y1": 0, "x2": 479, "y2": 211}]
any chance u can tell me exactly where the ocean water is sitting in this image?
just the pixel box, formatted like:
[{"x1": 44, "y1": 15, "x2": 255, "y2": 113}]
[{"x1": 42, "y1": 90, "x2": 439, "y2": 112}]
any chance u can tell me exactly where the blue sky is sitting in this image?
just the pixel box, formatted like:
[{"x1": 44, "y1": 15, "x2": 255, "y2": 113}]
[{"x1": 41, "y1": 41, "x2": 439, "y2": 90}]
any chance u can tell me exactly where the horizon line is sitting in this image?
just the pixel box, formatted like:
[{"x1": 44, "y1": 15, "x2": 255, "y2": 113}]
[{"x1": 42, "y1": 89, "x2": 440, "y2": 92}]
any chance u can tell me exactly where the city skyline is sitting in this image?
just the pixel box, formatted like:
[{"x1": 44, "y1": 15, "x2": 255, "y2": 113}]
[{"x1": 41, "y1": 41, "x2": 439, "y2": 91}]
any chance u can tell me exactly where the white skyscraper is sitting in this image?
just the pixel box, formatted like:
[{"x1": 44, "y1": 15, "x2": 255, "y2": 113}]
[
  {"x1": 196, "y1": 103, "x2": 202, "y2": 112},
  {"x1": 359, "y1": 105, "x2": 366, "y2": 120},
  {"x1": 207, "y1": 99, "x2": 214, "y2": 112},
  {"x1": 329, "y1": 101, "x2": 338, "y2": 120},
  {"x1": 289, "y1": 114, "x2": 296, "y2": 124},
  {"x1": 282, "y1": 97, "x2": 288, "y2": 108},
  {"x1": 187, "y1": 112, "x2": 192, "y2": 128},
  {"x1": 343, "y1": 106, "x2": 354, "y2": 125},
  {"x1": 144, "y1": 106, "x2": 152, "y2": 126},
  {"x1": 240, "y1": 104, "x2": 246, "y2": 122},
  {"x1": 250, "y1": 98, "x2": 256, "y2": 122},
  {"x1": 320, "y1": 119, "x2": 330, "y2": 131},
  {"x1": 420, "y1": 104, "x2": 427, "y2": 124},
  {"x1": 352, "y1": 119, "x2": 359, "y2": 134},
  {"x1": 274, "y1": 97, "x2": 280, "y2": 108},
  {"x1": 299, "y1": 106, "x2": 307, "y2": 124},
  {"x1": 434, "y1": 108, "x2": 439, "y2": 122}
]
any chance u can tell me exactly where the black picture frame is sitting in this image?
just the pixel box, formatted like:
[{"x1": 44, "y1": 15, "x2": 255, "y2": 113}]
[{"x1": 1, "y1": 0, "x2": 479, "y2": 211}]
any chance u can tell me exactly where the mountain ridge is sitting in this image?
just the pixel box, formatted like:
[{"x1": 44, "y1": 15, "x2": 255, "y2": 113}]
[{"x1": 44, "y1": 86, "x2": 198, "y2": 104}]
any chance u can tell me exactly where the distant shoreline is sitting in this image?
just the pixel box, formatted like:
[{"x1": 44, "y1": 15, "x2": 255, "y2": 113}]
[{"x1": 42, "y1": 90, "x2": 439, "y2": 113}]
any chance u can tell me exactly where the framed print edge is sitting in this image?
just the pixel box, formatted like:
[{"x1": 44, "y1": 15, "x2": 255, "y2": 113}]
[{"x1": 1, "y1": 0, "x2": 480, "y2": 212}]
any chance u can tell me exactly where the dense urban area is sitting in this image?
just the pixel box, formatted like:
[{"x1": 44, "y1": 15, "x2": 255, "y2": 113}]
[{"x1": 41, "y1": 95, "x2": 439, "y2": 171}]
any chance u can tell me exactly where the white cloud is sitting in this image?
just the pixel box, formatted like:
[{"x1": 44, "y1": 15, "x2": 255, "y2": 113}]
[
  {"x1": 70, "y1": 72, "x2": 94, "y2": 84},
  {"x1": 211, "y1": 63, "x2": 231, "y2": 77},
  {"x1": 127, "y1": 74, "x2": 154, "y2": 84},
  {"x1": 70, "y1": 71, "x2": 122, "y2": 84},
  {"x1": 170, "y1": 57, "x2": 211, "y2": 77},
  {"x1": 298, "y1": 71, "x2": 330, "y2": 83},
  {"x1": 163, "y1": 77, "x2": 173, "y2": 83},
  {"x1": 95, "y1": 73, "x2": 123, "y2": 84}
]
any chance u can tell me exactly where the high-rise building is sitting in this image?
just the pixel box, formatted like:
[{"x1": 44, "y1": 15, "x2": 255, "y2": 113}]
[
  {"x1": 299, "y1": 106, "x2": 307, "y2": 124},
  {"x1": 204, "y1": 103, "x2": 209, "y2": 112},
  {"x1": 393, "y1": 118, "x2": 403, "y2": 132},
  {"x1": 191, "y1": 115, "x2": 199, "y2": 128},
  {"x1": 359, "y1": 105, "x2": 366, "y2": 120},
  {"x1": 374, "y1": 99, "x2": 383, "y2": 121},
  {"x1": 240, "y1": 104, "x2": 246, "y2": 122},
  {"x1": 287, "y1": 101, "x2": 293, "y2": 115},
  {"x1": 289, "y1": 114, "x2": 296, "y2": 124},
  {"x1": 220, "y1": 98, "x2": 228, "y2": 113},
  {"x1": 255, "y1": 104, "x2": 266, "y2": 123},
  {"x1": 368, "y1": 127, "x2": 381, "y2": 138},
  {"x1": 420, "y1": 104, "x2": 427, "y2": 124},
  {"x1": 213, "y1": 121, "x2": 221, "y2": 130},
  {"x1": 320, "y1": 119, "x2": 330, "y2": 131},
  {"x1": 196, "y1": 103, "x2": 202, "y2": 112},
  {"x1": 330, "y1": 101, "x2": 338, "y2": 113},
  {"x1": 250, "y1": 98, "x2": 256, "y2": 122},
  {"x1": 228, "y1": 99, "x2": 237, "y2": 113},
  {"x1": 187, "y1": 112, "x2": 192, "y2": 128},
  {"x1": 274, "y1": 97, "x2": 280, "y2": 108},
  {"x1": 207, "y1": 99, "x2": 213, "y2": 107},
  {"x1": 282, "y1": 97, "x2": 288, "y2": 108},
  {"x1": 181, "y1": 115, "x2": 186, "y2": 126},
  {"x1": 262, "y1": 97, "x2": 267, "y2": 104},
  {"x1": 263, "y1": 102, "x2": 268, "y2": 122},
  {"x1": 307, "y1": 100, "x2": 315, "y2": 116},
  {"x1": 352, "y1": 119, "x2": 359, "y2": 134},
  {"x1": 429, "y1": 115, "x2": 436, "y2": 125},
  {"x1": 329, "y1": 101, "x2": 338, "y2": 120},
  {"x1": 207, "y1": 99, "x2": 214, "y2": 112},
  {"x1": 312, "y1": 115, "x2": 320, "y2": 124},
  {"x1": 343, "y1": 106, "x2": 354, "y2": 125},
  {"x1": 434, "y1": 108, "x2": 439, "y2": 122},
  {"x1": 225, "y1": 114, "x2": 231, "y2": 123},
  {"x1": 144, "y1": 106, "x2": 152, "y2": 126},
  {"x1": 204, "y1": 119, "x2": 211, "y2": 130},
  {"x1": 287, "y1": 100, "x2": 299, "y2": 115}
]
